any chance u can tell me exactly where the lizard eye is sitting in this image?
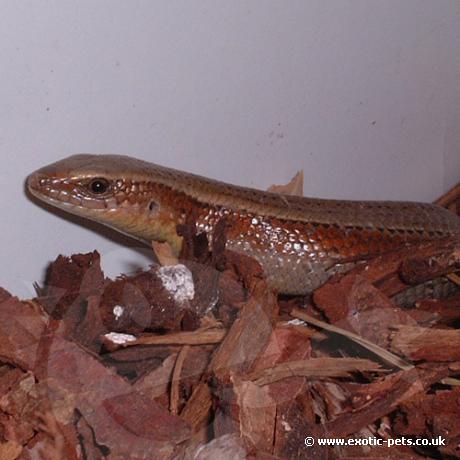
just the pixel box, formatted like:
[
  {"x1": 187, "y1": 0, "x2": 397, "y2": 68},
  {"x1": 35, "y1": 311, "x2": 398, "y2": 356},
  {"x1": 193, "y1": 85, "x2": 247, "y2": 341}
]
[{"x1": 89, "y1": 178, "x2": 109, "y2": 194}]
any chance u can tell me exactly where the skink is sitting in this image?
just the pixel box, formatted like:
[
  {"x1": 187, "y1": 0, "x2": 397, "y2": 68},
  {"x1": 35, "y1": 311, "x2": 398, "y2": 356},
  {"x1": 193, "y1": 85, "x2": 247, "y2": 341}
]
[{"x1": 27, "y1": 154, "x2": 460, "y2": 295}]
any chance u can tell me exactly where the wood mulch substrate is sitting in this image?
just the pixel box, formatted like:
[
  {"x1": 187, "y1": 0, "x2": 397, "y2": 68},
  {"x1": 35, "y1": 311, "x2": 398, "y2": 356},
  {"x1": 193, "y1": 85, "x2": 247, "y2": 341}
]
[{"x1": 0, "y1": 184, "x2": 459, "y2": 460}]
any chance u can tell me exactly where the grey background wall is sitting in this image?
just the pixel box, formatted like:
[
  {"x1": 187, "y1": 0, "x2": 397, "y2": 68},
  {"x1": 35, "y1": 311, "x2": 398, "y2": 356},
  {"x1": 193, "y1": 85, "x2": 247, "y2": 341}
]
[{"x1": 1, "y1": 0, "x2": 459, "y2": 298}]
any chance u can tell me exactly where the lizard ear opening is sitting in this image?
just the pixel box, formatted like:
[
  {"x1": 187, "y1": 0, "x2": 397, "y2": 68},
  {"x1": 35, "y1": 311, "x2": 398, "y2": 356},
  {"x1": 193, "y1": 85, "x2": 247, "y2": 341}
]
[{"x1": 149, "y1": 200, "x2": 159, "y2": 214}]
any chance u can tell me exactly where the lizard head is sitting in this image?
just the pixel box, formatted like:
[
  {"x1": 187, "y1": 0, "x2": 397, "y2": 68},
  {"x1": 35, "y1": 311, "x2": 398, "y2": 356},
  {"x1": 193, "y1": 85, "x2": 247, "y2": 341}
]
[{"x1": 27, "y1": 154, "x2": 184, "y2": 252}]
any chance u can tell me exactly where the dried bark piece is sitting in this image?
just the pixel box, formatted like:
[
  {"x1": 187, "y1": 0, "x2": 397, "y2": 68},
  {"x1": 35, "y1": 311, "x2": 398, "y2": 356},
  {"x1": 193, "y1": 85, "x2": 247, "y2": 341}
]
[
  {"x1": 391, "y1": 325, "x2": 460, "y2": 361},
  {"x1": 0, "y1": 287, "x2": 11, "y2": 303},
  {"x1": 342, "y1": 237, "x2": 460, "y2": 299},
  {"x1": 311, "y1": 381, "x2": 348, "y2": 422},
  {"x1": 181, "y1": 281, "x2": 277, "y2": 433},
  {"x1": 103, "y1": 392, "x2": 184, "y2": 441},
  {"x1": 40, "y1": 251, "x2": 105, "y2": 319},
  {"x1": 33, "y1": 411, "x2": 81, "y2": 460},
  {"x1": 411, "y1": 293, "x2": 460, "y2": 325},
  {"x1": 374, "y1": 274, "x2": 409, "y2": 298},
  {"x1": 0, "y1": 372, "x2": 39, "y2": 445},
  {"x1": 211, "y1": 280, "x2": 278, "y2": 380},
  {"x1": 0, "y1": 366, "x2": 25, "y2": 398},
  {"x1": 212, "y1": 379, "x2": 240, "y2": 437},
  {"x1": 190, "y1": 433, "x2": 249, "y2": 460},
  {"x1": 69, "y1": 295, "x2": 107, "y2": 353},
  {"x1": 394, "y1": 387, "x2": 460, "y2": 457},
  {"x1": 157, "y1": 256, "x2": 245, "y2": 331},
  {"x1": 267, "y1": 171, "x2": 304, "y2": 197},
  {"x1": 273, "y1": 391, "x2": 316, "y2": 459},
  {"x1": 178, "y1": 347, "x2": 213, "y2": 409},
  {"x1": 212, "y1": 290, "x2": 288, "y2": 451},
  {"x1": 177, "y1": 212, "x2": 212, "y2": 265},
  {"x1": 0, "y1": 441, "x2": 22, "y2": 460},
  {"x1": 248, "y1": 325, "x2": 316, "y2": 456},
  {"x1": 248, "y1": 453, "x2": 283, "y2": 460},
  {"x1": 233, "y1": 378, "x2": 276, "y2": 452},
  {"x1": 0, "y1": 296, "x2": 47, "y2": 370},
  {"x1": 103, "y1": 345, "x2": 173, "y2": 381},
  {"x1": 314, "y1": 273, "x2": 397, "y2": 323},
  {"x1": 320, "y1": 366, "x2": 448, "y2": 438},
  {"x1": 101, "y1": 264, "x2": 197, "y2": 333},
  {"x1": 435, "y1": 181, "x2": 460, "y2": 215},
  {"x1": 253, "y1": 326, "x2": 312, "y2": 371},
  {"x1": 211, "y1": 218, "x2": 231, "y2": 269},
  {"x1": 43, "y1": 335, "x2": 190, "y2": 459},
  {"x1": 133, "y1": 353, "x2": 177, "y2": 407},
  {"x1": 183, "y1": 260, "x2": 221, "y2": 323},
  {"x1": 0, "y1": 365, "x2": 81, "y2": 459},
  {"x1": 19, "y1": 433, "x2": 48, "y2": 460},
  {"x1": 36, "y1": 252, "x2": 107, "y2": 352},
  {"x1": 222, "y1": 251, "x2": 265, "y2": 294},
  {"x1": 180, "y1": 382, "x2": 213, "y2": 432},
  {"x1": 400, "y1": 246, "x2": 460, "y2": 285},
  {"x1": 213, "y1": 376, "x2": 278, "y2": 452},
  {"x1": 76, "y1": 413, "x2": 105, "y2": 460},
  {"x1": 333, "y1": 443, "x2": 428, "y2": 459},
  {"x1": 216, "y1": 271, "x2": 247, "y2": 327},
  {"x1": 251, "y1": 326, "x2": 312, "y2": 408},
  {"x1": 313, "y1": 274, "x2": 416, "y2": 347}
]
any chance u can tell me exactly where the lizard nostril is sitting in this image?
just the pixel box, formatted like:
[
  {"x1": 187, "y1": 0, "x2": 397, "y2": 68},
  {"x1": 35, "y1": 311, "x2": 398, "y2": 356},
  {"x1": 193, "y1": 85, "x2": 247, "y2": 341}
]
[{"x1": 27, "y1": 173, "x2": 47, "y2": 192}]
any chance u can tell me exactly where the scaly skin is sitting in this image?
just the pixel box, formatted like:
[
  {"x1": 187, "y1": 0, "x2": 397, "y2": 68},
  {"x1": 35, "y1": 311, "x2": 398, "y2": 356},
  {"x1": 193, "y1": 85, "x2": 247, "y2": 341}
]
[{"x1": 27, "y1": 154, "x2": 460, "y2": 294}]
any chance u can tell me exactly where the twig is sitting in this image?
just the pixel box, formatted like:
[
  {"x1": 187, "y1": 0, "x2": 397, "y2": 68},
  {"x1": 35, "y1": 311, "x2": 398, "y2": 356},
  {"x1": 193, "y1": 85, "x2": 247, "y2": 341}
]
[
  {"x1": 447, "y1": 273, "x2": 460, "y2": 286},
  {"x1": 441, "y1": 377, "x2": 460, "y2": 386},
  {"x1": 170, "y1": 345, "x2": 190, "y2": 415},
  {"x1": 249, "y1": 357, "x2": 382, "y2": 386},
  {"x1": 134, "y1": 328, "x2": 226, "y2": 346},
  {"x1": 104, "y1": 328, "x2": 226, "y2": 350},
  {"x1": 291, "y1": 308, "x2": 413, "y2": 370}
]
